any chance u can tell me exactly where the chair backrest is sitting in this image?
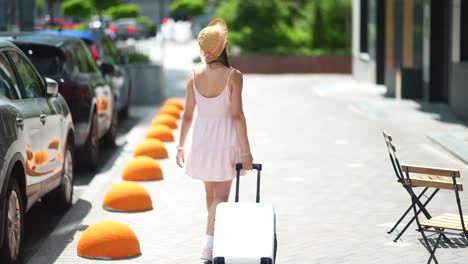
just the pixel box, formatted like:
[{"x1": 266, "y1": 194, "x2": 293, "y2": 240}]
[
  {"x1": 382, "y1": 131, "x2": 404, "y2": 182},
  {"x1": 402, "y1": 164, "x2": 466, "y2": 233},
  {"x1": 401, "y1": 165, "x2": 462, "y2": 191}
]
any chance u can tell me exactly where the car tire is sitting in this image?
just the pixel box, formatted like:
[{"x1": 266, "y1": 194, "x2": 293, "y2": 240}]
[
  {"x1": 0, "y1": 177, "x2": 24, "y2": 263},
  {"x1": 103, "y1": 106, "x2": 118, "y2": 147},
  {"x1": 45, "y1": 143, "x2": 74, "y2": 211},
  {"x1": 120, "y1": 80, "x2": 131, "y2": 118},
  {"x1": 77, "y1": 113, "x2": 99, "y2": 172}
]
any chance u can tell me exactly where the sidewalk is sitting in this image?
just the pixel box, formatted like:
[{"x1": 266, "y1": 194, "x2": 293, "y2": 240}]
[{"x1": 29, "y1": 41, "x2": 468, "y2": 263}]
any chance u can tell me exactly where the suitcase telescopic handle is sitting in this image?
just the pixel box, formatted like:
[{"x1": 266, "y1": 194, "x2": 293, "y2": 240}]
[{"x1": 235, "y1": 163, "x2": 262, "y2": 203}]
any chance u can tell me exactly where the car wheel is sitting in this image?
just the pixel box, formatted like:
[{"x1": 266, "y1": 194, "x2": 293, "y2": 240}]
[
  {"x1": 45, "y1": 143, "x2": 74, "y2": 211},
  {"x1": 77, "y1": 113, "x2": 99, "y2": 172},
  {"x1": 103, "y1": 107, "x2": 118, "y2": 147},
  {"x1": 0, "y1": 177, "x2": 24, "y2": 263},
  {"x1": 120, "y1": 80, "x2": 131, "y2": 118}
]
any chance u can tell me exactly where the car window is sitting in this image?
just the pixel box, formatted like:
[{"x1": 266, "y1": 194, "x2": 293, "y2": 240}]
[
  {"x1": 0, "y1": 52, "x2": 21, "y2": 100},
  {"x1": 16, "y1": 44, "x2": 65, "y2": 76},
  {"x1": 73, "y1": 42, "x2": 99, "y2": 73},
  {"x1": 101, "y1": 37, "x2": 119, "y2": 63},
  {"x1": 81, "y1": 43, "x2": 99, "y2": 73},
  {"x1": 7, "y1": 51, "x2": 44, "y2": 99},
  {"x1": 62, "y1": 46, "x2": 74, "y2": 74},
  {"x1": 72, "y1": 43, "x2": 89, "y2": 73}
]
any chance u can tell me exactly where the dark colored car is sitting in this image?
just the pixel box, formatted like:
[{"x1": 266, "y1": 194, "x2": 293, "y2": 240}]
[
  {"x1": 111, "y1": 18, "x2": 152, "y2": 40},
  {"x1": 0, "y1": 40, "x2": 74, "y2": 262},
  {"x1": 42, "y1": 30, "x2": 132, "y2": 117},
  {"x1": 9, "y1": 33, "x2": 118, "y2": 171}
]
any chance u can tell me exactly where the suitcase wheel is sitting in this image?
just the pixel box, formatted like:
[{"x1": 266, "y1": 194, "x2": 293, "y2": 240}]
[
  {"x1": 261, "y1": 257, "x2": 273, "y2": 264},
  {"x1": 213, "y1": 257, "x2": 225, "y2": 264}
]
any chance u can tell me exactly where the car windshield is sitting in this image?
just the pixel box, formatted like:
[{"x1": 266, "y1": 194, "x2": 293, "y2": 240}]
[{"x1": 16, "y1": 44, "x2": 65, "y2": 76}]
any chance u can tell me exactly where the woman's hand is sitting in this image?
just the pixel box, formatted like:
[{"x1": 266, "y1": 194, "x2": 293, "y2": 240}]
[
  {"x1": 176, "y1": 150, "x2": 185, "y2": 168},
  {"x1": 242, "y1": 153, "x2": 253, "y2": 171}
]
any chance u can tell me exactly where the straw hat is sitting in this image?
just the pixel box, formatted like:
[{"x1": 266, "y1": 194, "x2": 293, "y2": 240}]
[{"x1": 198, "y1": 18, "x2": 229, "y2": 63}]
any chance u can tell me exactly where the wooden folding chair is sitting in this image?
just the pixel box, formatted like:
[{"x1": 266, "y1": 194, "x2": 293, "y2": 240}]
[
  {"x1": 402, "y1": 164, "x2": 466, "y2": 264},
  {"x1": 382, "y1": 131, "x2": 439, "y2": 242}
]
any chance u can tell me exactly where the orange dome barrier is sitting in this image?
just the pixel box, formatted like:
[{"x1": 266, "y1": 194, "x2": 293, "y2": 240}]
[
  {"x1": 122, "y1": 156, "x2": 164, "y2": 181},
  {"x1": 77, "y1": 220, "x2": 141, "y2": 260},
  {"x1": 159, "y1": 105, "x2": 181, "y2": 119},
  {"x1": 146, "y1": 125, "x2": 174, "y2": 142},
  {"x1": 163, "y1": 98, "x2": 184, "y2": 110},
  {"x1": 134, "y1": 139, "x2": 168, "y2": 159},
  {"x1": 151, "y1": 114, "x2": 178, "y2": 129},
  {"x1": 102, "y1": 182, "x2": 152, "y2": 212}
]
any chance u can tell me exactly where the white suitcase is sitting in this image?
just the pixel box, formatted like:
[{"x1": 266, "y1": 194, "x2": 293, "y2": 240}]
[{"x1": 213, "y1": 163, "x2": 277, "y2": 264}]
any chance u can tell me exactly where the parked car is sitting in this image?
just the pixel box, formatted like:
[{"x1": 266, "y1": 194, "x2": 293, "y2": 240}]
[
  {"x1": 8, "y1": 33, "x2": 118, "y2": 171},
  {"x1": 42, "y1": 30, "x2": 132, "y2": 117},
  {"x1": 110, "y1": 18, "x2": 152, "y2": 40},
  {"x1": 35, "y1": 17, "x2": 81, "y2": 30},
  {"x1": 0, "y1": 40, "x2": 74, "y2": 262}
]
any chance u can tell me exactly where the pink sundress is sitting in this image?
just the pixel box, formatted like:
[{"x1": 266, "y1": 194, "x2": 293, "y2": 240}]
[{"x1": 185, "y1": 68, "x2": 243, "y2": 182}]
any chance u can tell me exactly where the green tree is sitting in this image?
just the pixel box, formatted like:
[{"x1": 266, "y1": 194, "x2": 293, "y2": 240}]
[
  {"x1": 170, "y1": 0, "x2": 207, "y2": 17},
  {"x1": 215, "y1": 0, "x2": 351, "y2": 55},
  {"x1": 90, "y1": 0, "x2": 121, "y2": 17},
  {"x1": 104, "y1": 3, "x2": 141, "y2": 20},
  {"x1": 61, "y1": 0, "x2": 93, "y2": 19}
]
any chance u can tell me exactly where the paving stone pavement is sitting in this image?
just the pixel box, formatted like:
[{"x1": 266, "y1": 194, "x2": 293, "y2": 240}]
[
  {"x1": 28, "y1": 42, "x2": 468, "y2": 263},
  {"x1": 29, "y1": 73, "x2": 468, "y2": 264}
]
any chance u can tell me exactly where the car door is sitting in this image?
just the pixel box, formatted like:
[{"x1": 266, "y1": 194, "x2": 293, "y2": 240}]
[
  {"x1": 6, "y1": 50, "x2": 63, "y2": 193},
  {"x1": 0, "y1": 50, "x2": 43, "y2": 203},
  {"x1": 73, "y1": 42, "x2": 113, "y2": 138}
]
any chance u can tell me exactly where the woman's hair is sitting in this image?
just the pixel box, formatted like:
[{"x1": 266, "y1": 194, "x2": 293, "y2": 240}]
[{"x1": 209, "y1": 48, "x2": 230, "y2": 68}]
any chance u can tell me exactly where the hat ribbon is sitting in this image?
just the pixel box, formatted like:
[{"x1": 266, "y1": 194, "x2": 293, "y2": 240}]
[{"x1": 204, "y1": 29, "x2": 223, "y2": 59}]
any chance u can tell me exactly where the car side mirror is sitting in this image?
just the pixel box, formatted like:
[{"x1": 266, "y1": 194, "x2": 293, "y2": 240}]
[
  {"x1": 100, "y1": 62, "x2": 115, "y2": 74},
  {"x1": 45, "y1": 78, "x2": 59, "y2": 97}
]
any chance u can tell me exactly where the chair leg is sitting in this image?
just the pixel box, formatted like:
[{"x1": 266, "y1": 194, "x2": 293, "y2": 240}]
[
  {"x1": 427, "y1": 233, "x2": 442, "y2": 264},
  {"x1": 388, "y1": 203, "x2": 414, "y2": 234},
  {"x1": 392, "y1": 190, "x2": 438, "y2": 241}
]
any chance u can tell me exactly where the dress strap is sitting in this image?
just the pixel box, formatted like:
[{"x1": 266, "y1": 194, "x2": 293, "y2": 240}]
[
  {"x1": 226, "y1": 68, "x2": 234, "y2": 87},
  {"x1": 192, "y1": 69, "x2": 197, "y2": 89}
]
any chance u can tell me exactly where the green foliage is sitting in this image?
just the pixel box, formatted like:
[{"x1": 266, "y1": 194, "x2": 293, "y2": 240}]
[
  {"x1": 91, "y1": 0, "x2": 121, "y2": 13},
  {"x1": 128, "y1": 52, "x2": 150, "y2": 64},
  {"x1": 36, "y1": 0, "x2": 45, "y2": 16},
  {"x1": 61, "y1": 0, "x2": 93, "y2": 19},
  {"x1": 170, "y1": 0, "x2": 207, "y2": 17},
  {"x1": 104, "y1": 3, "x2": 141, "y2": 20},
  {"x1": 137, "y1": 16, "x2": 155, "y2": 30},
  {"x1": 215, "y1": 0, "x2": 351, "y2": 55}
]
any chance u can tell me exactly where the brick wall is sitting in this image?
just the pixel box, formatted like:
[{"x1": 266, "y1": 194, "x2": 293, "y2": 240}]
[{"x1": 229, "y1": 55, "x2": 352, "y2": 74}]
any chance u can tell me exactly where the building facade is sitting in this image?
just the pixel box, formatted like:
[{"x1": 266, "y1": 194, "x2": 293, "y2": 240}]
[
  {"x1": 353, "y1": 0, "x2": 468, "y2": 121},
  {"x1": 0, "y1": 0, "x2": 35, "y2": 31}
]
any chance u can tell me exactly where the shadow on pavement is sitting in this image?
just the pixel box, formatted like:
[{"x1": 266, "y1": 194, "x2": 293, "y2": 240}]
[
  {"x1": 22, "y1": 199, "x2": 92, "y2": 264},
  {"x1": 415, "y1": 101, "x2": 468, "y2": 126}
]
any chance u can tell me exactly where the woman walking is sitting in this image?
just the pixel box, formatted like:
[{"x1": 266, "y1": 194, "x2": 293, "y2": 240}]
[{"x1": 176, "y1": 18, "x2": 253, "y2": 261}]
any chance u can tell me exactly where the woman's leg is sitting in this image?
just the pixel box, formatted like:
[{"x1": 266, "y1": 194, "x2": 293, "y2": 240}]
[
  {"x1": 204, "y1": 182, "x2": 216, "y2": 234},
  {"x1": 206, "y1": 180, "x2": 233, "y2": 236}
]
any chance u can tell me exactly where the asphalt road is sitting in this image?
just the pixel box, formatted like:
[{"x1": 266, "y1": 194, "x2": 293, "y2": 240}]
[{"x1": 21, "y1": 112, "x2": 144, "y2": 263}]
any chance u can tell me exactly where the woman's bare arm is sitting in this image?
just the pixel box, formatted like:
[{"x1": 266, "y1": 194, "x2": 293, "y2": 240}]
[
  {"x1": 176, "y1": 72, "x2": 196, "y2": 167},
  {"x1": 230, "y1": 69, "x2": 253, "y2": 170}
]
